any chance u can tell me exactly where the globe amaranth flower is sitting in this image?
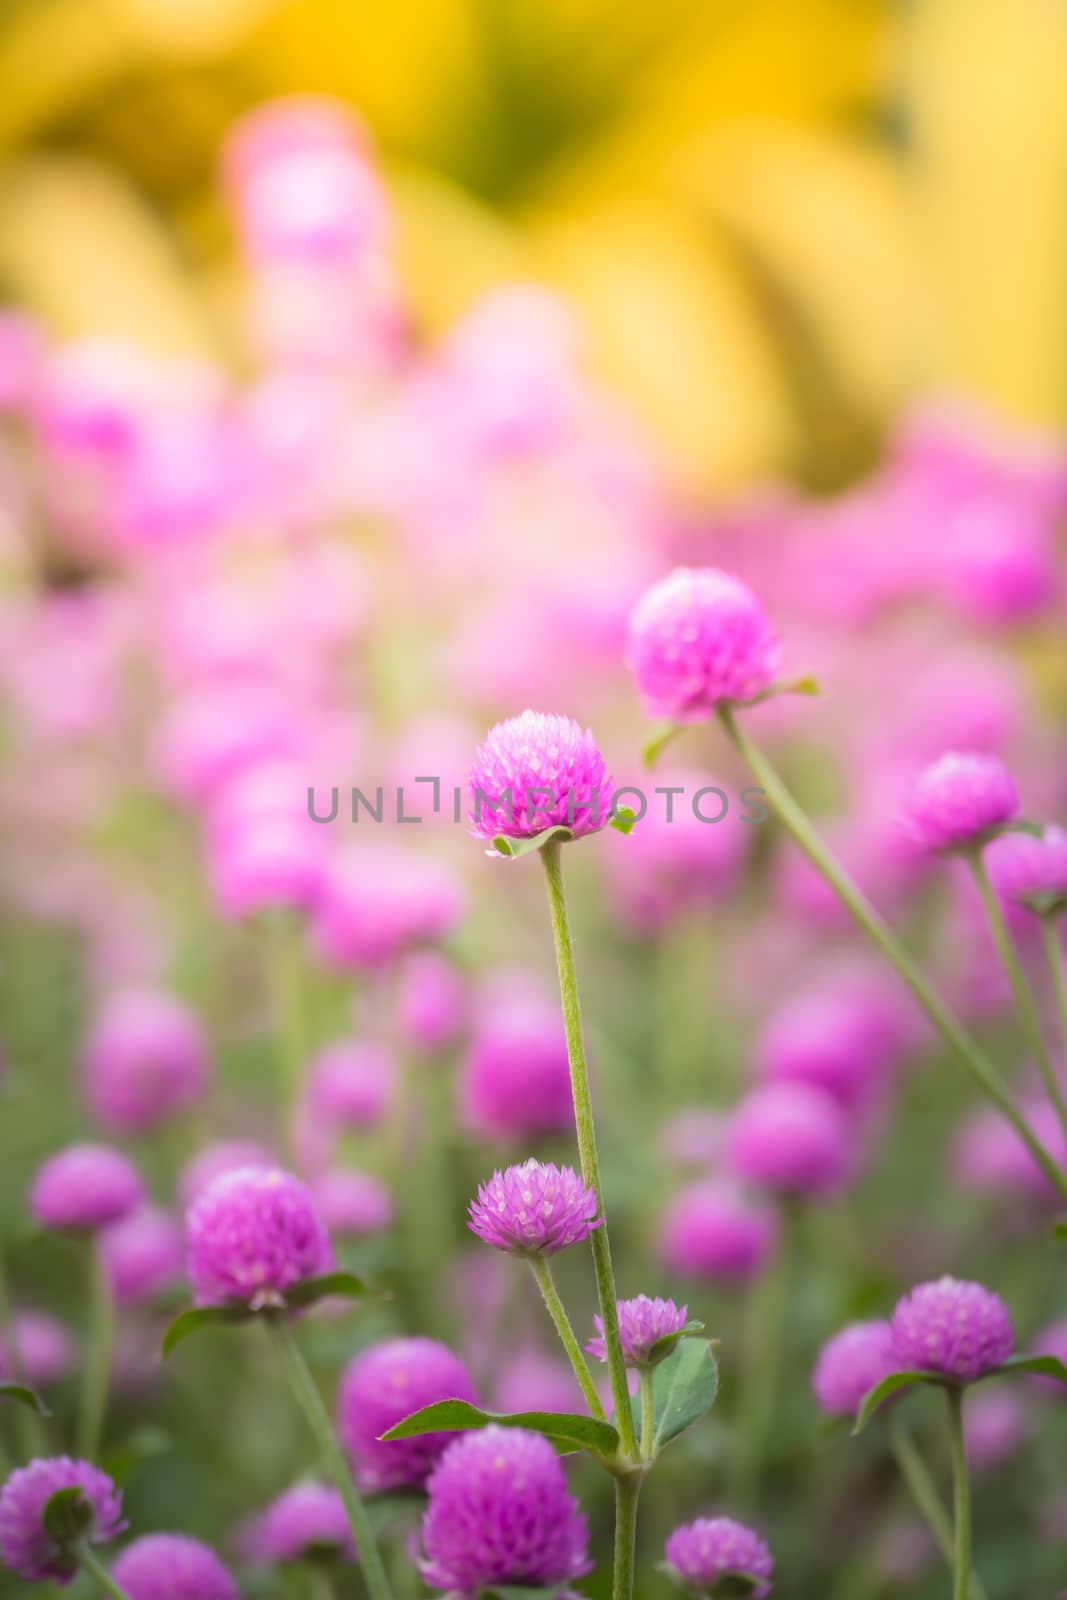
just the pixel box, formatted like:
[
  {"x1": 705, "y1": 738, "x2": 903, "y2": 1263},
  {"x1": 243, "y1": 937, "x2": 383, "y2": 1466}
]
[
  {"x1": 900, "y1": 752, "x2": 1019, "y2": 854},
  {"x1": 311, "y1": 843, "x2": 465, "y2": 971},
  {"x1": 811, "y1": 1321, "x2": 897, "y2": 1417},
  {"x1": 242, "y1": 1483, "x2": 356, "y2": 1565},
  {"x1": 100, "y1": 1206, "x2": 184, "y2": 1308},
  {"x1": 0, "y1": 1458, "x2": 126, "y2": 1584},
  {"x1": 419, "y1": 1426, "x2": 591, "y2": 1595},
  {"x1": 468, "y1": 710, "x2": 612, "y2": 841},
  {"x1": 626, "y1": 567, "x2": 782, "y2": 721},
  {"x1": 312, "y1": 1169, "x2": 393, "y2": 1239},
  {"x1": 458, "y1": 992, "x2": 575, "y2": 1141},
  {"x1": 82, "y1": 987, "x2": 210, "y2": 1135},
  {"x1": 726, "y1": 1084, "x2": 851, "y2": 1199},
  {"x1": 587, "y1": 1295, "x2": 688, "y2": 1369},
  {"x1": 338, "y1": 1337, "x2": 479, "y2": 1492},
  {"x1": 0, "y1": 1313, "x2": 74, "y2": 1389},
  {"x1": 185, "y1": 1165, "x2": 332, "y2": 1308},
  {"x1": 468, "y1": 1161, "x2": 601, "y2": 1256},
  {"x1": 397, "y1": 952, "x2": 466, "y2": 1055},
  {"x1": 30, "y1": 1144, "x2": 144, "y2": 1233},
  {"x1": 111, "y1": 1535, "x2": 239, "y2": 1600},
  {"x1": 890, "y1": 1277, "x2": 1014, "y2": 1383},
  {"x1": 306, "y1": 1040, "x2": 393, "y2": 1129},
  {"x1": 664, "y1": 1516, "x2": 774, "y2": 1599},
  {"x1": 658, "y1": 1180, "x2": 778, "y2": 1285},
  {"x1": 985, "y1": 825, "x2": 1067, "y2": 914}
]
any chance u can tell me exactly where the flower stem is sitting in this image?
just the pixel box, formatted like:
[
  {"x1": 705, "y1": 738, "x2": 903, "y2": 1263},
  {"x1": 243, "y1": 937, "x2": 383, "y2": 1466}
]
[
  {"x1": 639, "y1": 1370, "x2": 655, "y2": 1460},
  {"x1": 1041, "y1": 918, "x2": 1067, "y2": 1078},
  {"x1": 888, "y1": 1412, "x2": 987, "y2": 1600},
  {"x1": 717, "y1": 705, "x2": 1067, "y2": 1204},
  {"x1": 528, "y1": 1256, "x2": 606, "y2": 1421},
  {"x1": 270, "y1": 1318, "x2": 394, "y2": 1600},
  {"x1": 946, "y1": 1387, "x2": 972, "y2": 1600},
  {"x1": 77, "y1": 1241, "x2": 114, "y2": 1461},
  {"x1": 969, "y1": 853, "x2": 1067, "y2": 1143},
  {"x1": 78, "y1": 1543, "x2": 133, "y2": 1600},
  {"x1": 612, "y1": 1471, "x2": 642, "y2": 1600},
  {"x1": 540, "y1": 841, "x2": 637, "y2": 1459}
]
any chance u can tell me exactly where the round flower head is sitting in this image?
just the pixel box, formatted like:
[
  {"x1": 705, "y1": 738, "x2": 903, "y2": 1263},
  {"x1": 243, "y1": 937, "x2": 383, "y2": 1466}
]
[
  {"x1": 664, "y1": 1516, "x2": 774, "y2": 1599},
  {"x1": 100, "y1": 1206, "x2": 184, "y2": 1307},
  {"x1": 626, "y1": 567, "x2": 782, "y2": 721},
  {"x1": 468, "y1": 711, "x2": 612, "y2": 841},
  {"x1": 311, "y1": 843, "x2": 465, "y2": 971},
  {"x1": 312, "y1": 1169, "x2": 393, "y2": 1238},
  {"x1": 0, "y1": 1457, "x2": 125, "y2": 1584},
  {"x1": 468, "y1": 1161, "x2": 601, "y2": 1257},
  {"x1": 459, "y1": 993, "x2": 574, "y2": 1140},
  {"x1": 587, "y1": 1295, "x2": 688, "y2": 1369},
  {"x1": 812, "y1": 1320, "x2": 897, "y2": 1417},
  {"x1": 30, "y1": 1144, "x2": 144, "y2": 1233},
  {"x1": 0, "y1": 1313, "x2": 74, "y2": 1389},
  {"x1": 82, "y1": 987, "x2": 209, "y2": 1134},
  {"x1": 726, "y1": 1084, "x2": 851, "y2": 1199},
  {"x1": 306, "y1": 1040, "x2": 392, "y2": 1129},
  {"x1": 494, "y1": 1351, "x2": 582, "y2": 1417},
  {"x1": 419, "y1": 1426, "x2": 590, "y2": 1594},
  {"x1": 891, "y1": 1277, "x2": 1014, "y2": 1383},
  {"x1": 756, "y1": 983, "x2": 899, "y2": 1112},
  {"x1": 185, "y1": 1165, "x2": 333, "y2": 1308},
  {"x1": 243, "y1": 1483, "x2": 356, "y2": 1565},
  {"x1": 397, "y1": 952, "x2": 466, "y2": 1055},
  {"x1": 985, "y1": 825, "x2": 1067, "y2": 914},
  {"x1": 111, "y1": 1534, "x2": 239, "y2": 1600},
  {"x1": 338, "y1": 1337, "x2": 479, "y2": 1492},
  {"x1": 900, "y1": 752, "x2": 1019, "y2": 854},
  {"x1": 658, "y1": 1180, "x2": 778, "y2": 1284}
]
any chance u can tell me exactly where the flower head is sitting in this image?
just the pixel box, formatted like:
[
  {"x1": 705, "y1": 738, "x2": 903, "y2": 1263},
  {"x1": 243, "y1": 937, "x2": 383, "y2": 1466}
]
[
  {"x1": 30, "y1": 1144, "x2": 144, "y2": 1234},
  {"x1": 468, "y1": 711, "x2": 612, "y2": 841},
  {"x1": 111, "y1": 1535, "x2": 239, "y2": 1600},
  {"x1": 658, "y1": 1180, "x2": 778, "y2": 1284},
  {"x1": 663, "y1": 1516, "x2": 774, "y2": 1599},
  {"x1": 985, "y1": 825, "x2": 1067, "y2": 913},
  {"x1": 185, "y1": 1165, "x2": 332, "y2": 1308},
  {"x1": 306, "y1": 1041, "x2": 392, "y2": 1129},
  {"x1": 338, "y1": 1337, "x2": 479, "y2": 1492},
  {"x1": 397, "y1": 952, "x2": 466, "y2": 1054},
  {"x1": 891, "y1": 1277, "x2": 1014, "y2": 1383},
  {"x1": 242, "y1": 1483, "x2": 356, "y2": 1565},
  {"x1": 459, "y1": 992, "x2": 574, "y2": 1140},
  {"x1": 587, "y1": 1295, "x2": 688, "y2": 1369},
  {"x1": 100, "y1": 1206, "x2": 183, "y2": 1307},
  {"x1": 900, "y1": 752, "x2": 1019, "y2": 854},
  {"x1": 82, "y1": 988, "x2": 209, "y2": 1135},
  {"x1": 726, "y1": 1084, "x2": 851, "y2": 1199},
  {"x1": 468, "y1": 1161, "x2": 601, "y2": 1257},
  {"x1": 311, "y1": 843, "x2": 465, "y2": 970},
  {"x1": 626, "y1": 567, "x2": 781, "y2": 721},
  {"x1": 419, "y1": 1426, "x2": 590, "y2": 1594},
  {"x1": 812, "y1": 1321, "x2": 897, "y2": 1417},
  {"x1": 312, "y1": 1170, "x2": 393, "y2": 1238},
  {"x1": 0, "y1": 1457, "x2": 125, "y2": 1584}
]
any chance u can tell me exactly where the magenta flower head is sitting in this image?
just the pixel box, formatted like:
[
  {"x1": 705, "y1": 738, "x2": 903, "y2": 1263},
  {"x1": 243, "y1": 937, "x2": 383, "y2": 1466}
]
[
  {"x1": 306, "y1": 1040, "x2": 392, "y2": 1130},
  {"x1": 111, "y1": 1535, "x2": 239, "y2": 1600},
  {"x1": 900, "y1": 752, "x2": 1019, "y2": 854},
  {"x1": 587, "y1": 1295, "x2": 688, "y2": 1370},
  {"x1": 312, "y1": 1169, "x2": 393, "y2": 1238},
  {"x1": 397, "y1": 952, "x2": 466, "y2": 1055},
  {"x1": 468, "y1": 1160, "x2": 601, "y2": 1257},
  {"x1": 469, "y1": 711, "x2": 613, "y2": 842},
  {"x1": 626, "y1": 567, "x2": 782, "y2": 722},
  {"x1": 756, "y1": 984, "x2": 898, "y2": 1113},
  {"x1": 459, "y1": 992, "x2": 574, "y2": 1141},
  {"x1": 726, "y1": 1084, "x2": 851, "y2": 1199},
  {"x1": 419, "y1": 1426, "x2": 590, "y2": 1595},
  {"x1": 100, "y1": 1206, "x2": 184, "y2": 1307},
  {"x1": 243, "y1": 1483, "x2": 356, "y2": 1565},
  {"x1": 891, "y1": 1277, "x2": 1014, "y2": 1383},
  {"x1": 338, "y1": 1337, "x2": 479, "y2": 1492},
  {"x1": 30, "y1": 1144, "x2": 144, "y2": 1234},
  {"x1": 82, "y1": 987, "x2": 210, "y2": 1135},
  {"x1": 0, "y1": 1457, "x2": 126, "y2": 1584},
  {"x1": 185, "y1": 1165, "x2": 333, "y2": 1309},
  {"x1": 985, "y1": 825, "x2": 1067, "y2": 915},
  {"x1": 811, "y1": 1320, "x2": 897, "y2": 1417},
  {"x1": 0, "y1": 1313, "x2": 74, "y2": 1389},
  {"x1": 312, "y1": 844, "x2": 465, "y2": 971},
  {"x1": 658, "y1": 1180, "x2": 778, "y2": 1284},
  {"x1": 663, "y1": 1516, "x2": 774, "y2": 1599}
]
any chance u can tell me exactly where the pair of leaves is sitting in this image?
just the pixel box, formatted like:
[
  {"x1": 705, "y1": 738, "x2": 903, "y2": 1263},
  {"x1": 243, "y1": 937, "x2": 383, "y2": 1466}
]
[
  {"x1": 642, "y1": 679, "x2": 820, "y2": 769},
  {"x1": 490, "y1": 810, "x2": 637, "y2": 860},
  {"x1": 0, "y1": 1380, "x2": 47, "y2": 1415},
  {"x1": 853, "y1": 1352, "x2": 1067, "y2": 1434},
  {"x1": 162, "y1": 1271, "x2": 373, "y2": 1357},
  {"x1": 382, "y1": 1401, "x2": 620, "y2": 1463}
]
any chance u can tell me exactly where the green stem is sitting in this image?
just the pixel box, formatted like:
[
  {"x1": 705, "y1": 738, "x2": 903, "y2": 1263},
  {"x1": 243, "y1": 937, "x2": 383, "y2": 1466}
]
[
  {"x1": 263, "y1": 911, "x2": 308, "y2": 1156},
  {"x1": 946, "y1": 1387, "x2": 972, "y2": 1600},
  {"x1": 612, "y1": 1472, "x2": 641, "y2": 1600},
  {"x1": 270, "y1": 1318, "x2": 394, "y2": 1600},
  {"x1": 729, "y1": 1201, "x2": 793, "y2": 1505},
  {"x1": 529, "y1": 1256, "x2": 606, "y2": 1421},
  {"x1": 540, "y1": 842, "x2": 637, "y2": 1459},
  {"x1": 77, "y1": 1242, "x2": 113, "y2": 1460},
  {"x1": 78, "y1": 1543, "x2": 133, "y2": 1600},
  {"x1": 1041, "y1": 918, "x2": 1067, "y2": 1074},
  {"x1": 970, "y1": 853, "x2": 1067, "y2": 1142},
  {"x1": 717, "y1": 705, "x2": 1067, "y2": 1204},
  {"x1": 639, "y1": 1370, "x2": 654, "y2": 1460},
  {"x1": 889, "y1": 1412, "x2": 987, "y2": 1600}
]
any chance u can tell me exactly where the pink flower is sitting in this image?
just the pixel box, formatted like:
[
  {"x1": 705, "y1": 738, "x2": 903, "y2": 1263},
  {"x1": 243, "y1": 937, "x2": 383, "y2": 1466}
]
[{"x1": 469, "y1": 711, "x2": 613, "y2": 842}]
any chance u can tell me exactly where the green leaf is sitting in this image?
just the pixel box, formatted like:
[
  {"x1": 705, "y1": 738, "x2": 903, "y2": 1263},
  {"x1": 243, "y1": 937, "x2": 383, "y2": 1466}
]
[
  {"x1": 283, "y1": 1271, "x2": 374, "y2": 1309},
  {"x1": 162, "y1": 1305, "x2": 255, "y2": 1357},
  {"x1": 609, "y1": 807, "x2": 637, "y2": 836},
  {"x1": 643, "y1": 722, "x2": 684, "y2": 769},
  {"x1": 43, "y1": 1488, "x2": 94, "y2": 1545},
  {"x1": 987, "y1": 1353, "x2": 1067, "y2": 1384},
  {"x1": 852, "y1": 1370, "x2": 935, "y2": 1434},
  {"x1": 647, "y1": 1319, "x2": 706, "y2": 1367},
  {"x1": 651, "y1": 1338, "x2": 719, "y2": 1451},
  {"x1": 491, "y1": 825, "x2": 573, "y2": 859},
  {"x1": 0, "y1": 1381, "x2": 48, "y2": 1415},
  {"x1": 380, "y1": 1399, "x2": 619, "y2": 1460}
]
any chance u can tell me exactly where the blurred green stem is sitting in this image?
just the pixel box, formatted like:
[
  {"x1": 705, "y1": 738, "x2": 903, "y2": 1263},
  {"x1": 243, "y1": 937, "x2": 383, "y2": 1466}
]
[
  {"x1": 729, "y1": 1201, "x2": 793, "y2": 1505},
  {"x1": 969, "y1": 853, "x2": 1067, "y2": 1141},
  {"x1": 540, "y1": 841, "x2": 637, "y2": 1460},
  {"x1": 528, "y1": 1256, "x2": 605, "y2": 1421},
  {"x1": 77, "y1": 1241, "x2": 113, "y2": 1461},
  {"x1": 889, "y1": 1412, "x2": 986, "y2": 1600},
  {"x1": 78, "y1": 1544, "x2": 132, "y2": 1600},
  {"x1": 270, "y1": 1318, "x2": 393, "y2": 1600},
  {"x1": 946, "y1": 1387, "x2": 972, "y2": 1600},
  {"x1": 262, "y1": 911, "x2": 308, "y2": 1157},
  {"x1": 717, "y1": 705, "x2": 1067, "y2": 1203},
  {"x1": 1041, "y1": 918, "x2": 1067, "y2": 1073}
]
